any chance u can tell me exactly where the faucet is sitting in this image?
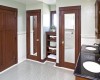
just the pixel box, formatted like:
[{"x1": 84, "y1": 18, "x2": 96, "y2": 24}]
[
  {"x1": 94, "y1": 43, "x2": 100, "y2": 53},
  {"x1": 94, "y1": 43, "x2": 100, "y2": 46}
]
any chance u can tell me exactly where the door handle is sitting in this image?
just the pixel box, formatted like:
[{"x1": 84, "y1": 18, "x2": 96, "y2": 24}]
[
  {"x1": 62, "y1": 41, "x2": 64, "y2": 44},
  {"x1": 37, "y1": 39, "x2": 39, "y2": 41}
]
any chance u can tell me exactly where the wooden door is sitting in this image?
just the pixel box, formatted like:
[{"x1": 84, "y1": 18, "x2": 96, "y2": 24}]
[
  {"x1": 0, "y1": 6, "x2": 17, "y2": 71},
  {"x1": 27, "y1": 10, "x2": 41, "y2": 61},
  {"x1": 0, "y1": 9, "x2": 4, "y2": 71},
  {"x1": 59, "y1": 6, "x2": 81, "y2": 69},
  {"x1": 4, "y1": 10, "x2": 17, "y2": 68}
]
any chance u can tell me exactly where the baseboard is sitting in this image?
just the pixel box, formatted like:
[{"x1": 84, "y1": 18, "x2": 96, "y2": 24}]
[
  {"x1": 40, "y1": 58, "x2": 47, "y2": 62},
  {"x1": 56, "y1": 63, "x2": 60, "y2": 66}
]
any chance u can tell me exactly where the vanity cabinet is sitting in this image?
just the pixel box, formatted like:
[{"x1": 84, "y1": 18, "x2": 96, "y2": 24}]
[
  {"x1": 76, "y1": 76, "x2": 89, "y2": 80},
  {"x1": 95, "y1": 0, "x2": 100, "y2": 38}
]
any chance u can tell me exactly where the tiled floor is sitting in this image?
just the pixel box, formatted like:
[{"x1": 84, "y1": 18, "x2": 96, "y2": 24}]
[{"x1": 0, "y1": 60, "x2": 75, "y2": 80}]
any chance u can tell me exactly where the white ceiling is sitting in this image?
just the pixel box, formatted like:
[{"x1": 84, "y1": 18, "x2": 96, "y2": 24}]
[
  {"x1": 14, "y1": 0, "x2": 56, "y2": 5},
  {"x1": 38, "y1": 0, "x2": 56, "y2": 5}
]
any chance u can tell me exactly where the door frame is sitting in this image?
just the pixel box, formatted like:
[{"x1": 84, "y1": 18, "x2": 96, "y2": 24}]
[
  {"x1": 59, "y1": 6, "x2": 81, "y2": 69},
  {"x1": 26, "y1": 10, "x2": 41, "y2": 61}
]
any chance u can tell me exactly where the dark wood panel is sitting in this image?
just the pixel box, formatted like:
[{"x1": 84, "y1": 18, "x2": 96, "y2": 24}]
[
  {"x1": 5, "y1": 10, "x2": 17, "y2": 30},
  {"x1": 5, "y1": 31, "x2": 17, "y2": 68},
  {"x1": 0, "y1": 30, "x2": 4, "y2": 71},
  {"x1": 0, "y1": 5, "x2": 17, "y2": 12},
  {"x1": 4, "y1": 9, "x2": 17, "y2": 69},
  {"x1": 0, "y1": 5, "x2": 17, "y2": 72},
  {"x1": 76, "y1": 76, "x2": 89, "y2": 80}
]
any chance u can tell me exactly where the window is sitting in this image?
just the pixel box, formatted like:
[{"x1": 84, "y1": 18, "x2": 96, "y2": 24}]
[{"x1": 50, "y1": 11, "x2": 57, "y2": 27}]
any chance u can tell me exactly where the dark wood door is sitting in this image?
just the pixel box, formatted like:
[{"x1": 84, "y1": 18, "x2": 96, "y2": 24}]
[
  {"x1": 59, "y1": 6, "x2": 81, "y2": 69},
  {"x1": 0, "y1": 10, "x2": 4, "y2": 71},
  {"x1": 0, "y1": 6, "x2": 17, "y2": 72},
  {"x1": 4, "y1": 10, "x2": 17, "y2": 68},
  {"x1": 27, "y1": 10, "x2": 41, "y2": 61}
]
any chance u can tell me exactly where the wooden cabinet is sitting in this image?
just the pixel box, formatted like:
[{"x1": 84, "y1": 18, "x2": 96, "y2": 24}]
[
  {"x1": 0, "y1": 6, "x2": 17, "y2": 72},
  {"x1": 76, "y1": 76, "x2": 89, "y2": 80},
  {"x1": 95, "y1": 0, "x2": 100, "y2": 38},
  {"x1": 46, "y1": 32, "x2": 56, "y2": 62}
]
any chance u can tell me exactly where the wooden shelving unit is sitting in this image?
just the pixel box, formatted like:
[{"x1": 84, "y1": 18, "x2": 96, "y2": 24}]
[{"x1": 46, "y1": 32, "x2": 56, "y2": 62}]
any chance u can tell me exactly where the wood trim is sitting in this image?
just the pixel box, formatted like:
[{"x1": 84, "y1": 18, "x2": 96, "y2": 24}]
[
  {"x1": 59, "y1": 6, "x2": 81, "y2": 11},
  {"x1": 26, "y1": 9, "x2": 41, "y2": 62},
  {"x1": 40, "y1": 58, "x2": 47, "y2": 62},
  {"x1": 56, "y1": 63, "x2": 60, "y2": 66},
  {"x1": 0, "y1": 5, "x2": 17, "y2": 12},
  {"x1": 46, "y1": 58, "x2": 56, "y2": 62},
  {"x1": 76, "y1": 76, "x2": 89, "y2": 80},
  {"x1": 59, "y1": 6, "x2": 81, "y2": 69}
]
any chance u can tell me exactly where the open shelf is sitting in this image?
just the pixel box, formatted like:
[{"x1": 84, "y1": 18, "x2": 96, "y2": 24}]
[{"x1": 46, "y1": 32, "x2": 56, "y2": 62}]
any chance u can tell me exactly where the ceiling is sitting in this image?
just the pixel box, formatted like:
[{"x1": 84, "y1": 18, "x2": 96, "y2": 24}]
[
  {"x1": 38, "y1": 0, "x2": 56, "y2": 5},
  {"x1": 14, "y1": 0, "x2": 56, "y2": 5}
]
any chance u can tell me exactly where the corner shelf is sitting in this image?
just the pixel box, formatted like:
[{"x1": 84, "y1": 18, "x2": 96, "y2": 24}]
[{"x1": 46, "y1": 32, "x2": 56, "y2": 62}]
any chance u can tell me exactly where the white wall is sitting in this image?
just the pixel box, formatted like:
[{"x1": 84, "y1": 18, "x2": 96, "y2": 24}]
[
  {"x1": 49, "y1": 5, "x2": 56, "y2": 11},
  {"x1": 0, "y1": 0, "x2": 26, "y2": 63},
  {"x1": 56, "y1": 0, "x2": 96, "y2": 63},
  {"x1": 42, "y1": 3, "x2": 50, "y2": 59}
]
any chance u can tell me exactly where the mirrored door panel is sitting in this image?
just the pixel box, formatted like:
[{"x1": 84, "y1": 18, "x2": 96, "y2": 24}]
[
  {"x1": 27, "y1": 10, "x2": 41, "y2": 61},
  {"x1": 59, "y1": 6, "x2": 81, "y2": 69},
  {"x1": 30, "y1": 16, "x2": 37, "y2": 56},
  {"x1": 64, "y1": 13, "x2": 75, "y2": 63}
]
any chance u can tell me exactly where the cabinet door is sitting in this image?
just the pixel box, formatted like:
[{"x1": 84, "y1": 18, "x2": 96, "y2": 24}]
[
  {"x1": 4, "y1": 10, "x2": 17, "y2": 68},
  {"x1": 76, "y1": 76, "x2": 89, "y2": 80},
  {"x1": 0, "y1": 30, "x2": 3, "y2": 71},
  {"x1": 5, "y1": 31, "x2": 17, "y2": 68},
  {"x1": 0, "y1": 10, "x2": 4, "y2": 71}
]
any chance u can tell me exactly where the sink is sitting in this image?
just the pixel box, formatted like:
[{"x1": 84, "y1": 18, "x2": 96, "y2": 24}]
[
  {"x1": 86, "y1": 47, "x2": 96, "y2": 51},
  {"x1": 83, "y1": 61, "x2": 100, "y2": 73}
]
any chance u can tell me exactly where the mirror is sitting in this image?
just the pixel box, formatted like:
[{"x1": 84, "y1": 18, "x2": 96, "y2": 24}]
[
  {"x1": 64, "y1": 13, "x2": 75, "y2": 63},
  {"x1": 30, "y1": 16, "x2": 37, "y2": 56}
]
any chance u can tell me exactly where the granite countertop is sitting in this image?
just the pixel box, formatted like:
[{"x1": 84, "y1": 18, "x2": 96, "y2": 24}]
[{"x1": 74, "y1": 45, "x2": 100, "y2": 80}]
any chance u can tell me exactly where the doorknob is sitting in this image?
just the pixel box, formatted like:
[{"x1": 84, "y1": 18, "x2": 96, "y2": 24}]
[
  {"x1": 62, "y1": 41, "x2": 64, "y2": 44},
  {"x1": 37, "y1": 39, "x2": 39, "y2": 41}
]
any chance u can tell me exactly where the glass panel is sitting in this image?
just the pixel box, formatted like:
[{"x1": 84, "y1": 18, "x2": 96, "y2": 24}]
[
  {"x1": 30, "y1": 16, "x2": 37, "y2": 56},
  {"x1": 53, "y1": 14, "x2": 57, "y2": 27},
  {"x1": 64, "y1": 13, "x2": 75, "y2": 63}
]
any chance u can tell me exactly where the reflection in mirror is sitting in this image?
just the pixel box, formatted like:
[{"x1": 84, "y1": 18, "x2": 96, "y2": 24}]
[
  {"x1": 30, "y1": 16, "x2": 37, "y2": 56},
  {"x1": 64, "y1": 13, "x2": 75, "y2": 63}
]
